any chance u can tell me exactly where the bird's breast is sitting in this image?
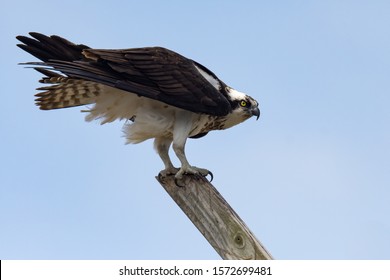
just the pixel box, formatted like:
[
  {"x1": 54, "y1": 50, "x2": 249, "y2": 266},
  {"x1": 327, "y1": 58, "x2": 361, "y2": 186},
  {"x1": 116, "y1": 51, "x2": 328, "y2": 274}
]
[{"x1": 189, "y1": 115, "x2": 228, "y2": 137}]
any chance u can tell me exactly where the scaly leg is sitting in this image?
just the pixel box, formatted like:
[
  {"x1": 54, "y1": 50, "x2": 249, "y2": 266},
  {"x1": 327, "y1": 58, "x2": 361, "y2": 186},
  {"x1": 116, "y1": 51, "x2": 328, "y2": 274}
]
[
  {"x1": 154, "y1": 137, "x2": 179, "y2": 176},
  {"x1": 171, "y1": 112, "x2": 213, "y2": 183}
]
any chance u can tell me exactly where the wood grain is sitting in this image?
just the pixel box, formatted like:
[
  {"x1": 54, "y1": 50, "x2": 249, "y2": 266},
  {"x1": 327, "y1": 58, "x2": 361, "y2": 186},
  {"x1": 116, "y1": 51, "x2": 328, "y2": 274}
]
[{"x1": 156, "y1": 174, "x2": 273, "y2": 260}]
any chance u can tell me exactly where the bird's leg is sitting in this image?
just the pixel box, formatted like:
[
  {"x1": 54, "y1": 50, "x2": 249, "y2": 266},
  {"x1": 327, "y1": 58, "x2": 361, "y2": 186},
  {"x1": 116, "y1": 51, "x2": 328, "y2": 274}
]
[
  {"x1": 172, "y1": 112, "x2": 213, "y2": 183},
  {"x1": 172, "y1": 141, "x2": 213, "y2": 180},
  {"x1": 154, "y1": 137, "x2": 179, "y2": 176}
]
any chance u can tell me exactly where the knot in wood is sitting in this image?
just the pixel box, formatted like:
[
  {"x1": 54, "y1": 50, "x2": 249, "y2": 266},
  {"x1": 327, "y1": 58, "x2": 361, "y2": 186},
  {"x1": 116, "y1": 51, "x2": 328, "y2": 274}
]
[{"x1": 233, "y1": 232, "x2": 245, "y2": 248}]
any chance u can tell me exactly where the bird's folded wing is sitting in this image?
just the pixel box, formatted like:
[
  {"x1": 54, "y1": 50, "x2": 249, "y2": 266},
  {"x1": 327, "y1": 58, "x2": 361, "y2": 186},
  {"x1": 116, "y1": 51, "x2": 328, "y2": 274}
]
[{"x1": 17, "y1": 33, "x2": 231, "y2": 116}]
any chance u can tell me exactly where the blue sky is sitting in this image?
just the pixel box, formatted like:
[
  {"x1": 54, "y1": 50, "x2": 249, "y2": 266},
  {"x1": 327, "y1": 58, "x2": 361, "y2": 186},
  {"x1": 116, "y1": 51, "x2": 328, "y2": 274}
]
[{"x1": 1, "y1": 0, "x2": 389, "y2": 259}]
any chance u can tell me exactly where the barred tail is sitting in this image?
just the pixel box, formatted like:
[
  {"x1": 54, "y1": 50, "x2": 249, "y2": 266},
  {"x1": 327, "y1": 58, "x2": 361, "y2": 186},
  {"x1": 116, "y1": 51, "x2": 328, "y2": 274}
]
[{"x1": 34, "y1": 69, "x2": 102, "y2": 110}]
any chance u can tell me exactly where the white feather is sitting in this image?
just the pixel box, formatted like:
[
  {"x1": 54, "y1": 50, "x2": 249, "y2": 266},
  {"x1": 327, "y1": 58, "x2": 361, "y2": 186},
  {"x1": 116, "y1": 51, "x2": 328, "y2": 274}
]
[
  {"x1": 194, "y1": 65, "x2": 221, "y2": 90},
  {"x1": 226, "y1": 87, "x2": 248, "y2": 101},
  {"x1": 82, "y1": 84, "x2": 252, "y2": 146},
  {"x1": 123, "y1": 101, "x2": 176, "y2": 144},
  {"x1": 83, "y1": 85, "x2": 200, "y2": 144},
  {"x1": 84, "y1": 86, "x2": 140, "y2": 124}
]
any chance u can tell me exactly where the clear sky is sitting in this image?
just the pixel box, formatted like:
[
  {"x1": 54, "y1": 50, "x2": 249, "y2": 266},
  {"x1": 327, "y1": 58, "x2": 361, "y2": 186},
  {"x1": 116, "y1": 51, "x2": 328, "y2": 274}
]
[{"x1": 1, "y1": 0, "x2": 389, "y2": 260}]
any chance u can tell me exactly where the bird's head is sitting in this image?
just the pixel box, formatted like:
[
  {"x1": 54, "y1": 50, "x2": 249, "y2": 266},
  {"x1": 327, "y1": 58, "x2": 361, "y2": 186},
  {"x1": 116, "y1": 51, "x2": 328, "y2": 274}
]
[{"x1": 223, "y1": 87, "x2": 260, "y2": 128}]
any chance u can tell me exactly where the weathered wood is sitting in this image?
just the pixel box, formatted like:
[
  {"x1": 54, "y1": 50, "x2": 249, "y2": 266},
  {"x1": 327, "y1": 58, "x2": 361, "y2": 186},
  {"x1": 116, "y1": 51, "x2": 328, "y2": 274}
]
[{"x1": 156, "y1": 174, "x2": 273, "y2": 260}]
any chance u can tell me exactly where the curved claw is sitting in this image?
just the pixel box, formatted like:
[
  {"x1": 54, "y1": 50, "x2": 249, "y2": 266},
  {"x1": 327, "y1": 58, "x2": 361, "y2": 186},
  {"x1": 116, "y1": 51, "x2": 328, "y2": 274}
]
[
  {"x1": 205, "y1": 171, "x2": 214, "y2": 182},
  {"x1": 175, "y1": 170, "x2": 214, "y2": 188},
  {"x1": 174, "y1": 177, "x2": 186, "y2": 188}
]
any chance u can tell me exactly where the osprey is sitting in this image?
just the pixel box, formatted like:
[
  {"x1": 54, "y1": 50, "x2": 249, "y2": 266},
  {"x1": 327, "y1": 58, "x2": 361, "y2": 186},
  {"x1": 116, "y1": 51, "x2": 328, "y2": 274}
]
[{"x1": 17, "y1": 32, "x2": 260, "y2": 184}]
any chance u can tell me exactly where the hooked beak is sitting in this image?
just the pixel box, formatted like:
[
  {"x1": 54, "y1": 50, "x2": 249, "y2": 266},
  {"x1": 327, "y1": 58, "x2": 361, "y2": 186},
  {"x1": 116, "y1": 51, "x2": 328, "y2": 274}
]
[{"x1": 251, "y1": 106, "x2": 260, "y2": 120}]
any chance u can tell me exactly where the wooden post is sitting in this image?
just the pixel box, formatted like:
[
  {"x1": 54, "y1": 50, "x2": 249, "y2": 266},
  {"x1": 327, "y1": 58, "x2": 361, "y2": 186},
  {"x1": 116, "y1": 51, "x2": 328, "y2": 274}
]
[{"x1": 156, "y1": 174, "x2": 273, "y2": 260}]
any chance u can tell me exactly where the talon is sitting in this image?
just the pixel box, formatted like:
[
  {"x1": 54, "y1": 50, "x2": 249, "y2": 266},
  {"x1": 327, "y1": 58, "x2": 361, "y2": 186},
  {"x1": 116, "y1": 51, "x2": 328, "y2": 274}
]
[
  {"x1": 206, "y1": 171, "x2": 214, "y2": 182},
  {"x1": 174, "y1": 177, "x2": 185, "y2": 188},
  {"x1": 159, "y1": 167, "x2": 179, "y2": 177}
]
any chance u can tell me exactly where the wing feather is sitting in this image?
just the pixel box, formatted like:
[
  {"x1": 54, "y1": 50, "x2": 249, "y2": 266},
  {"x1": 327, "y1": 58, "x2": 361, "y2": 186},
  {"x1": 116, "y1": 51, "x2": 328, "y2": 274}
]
[{"x1": 17, "y1": 33, "x2": 231, "y2": 116}]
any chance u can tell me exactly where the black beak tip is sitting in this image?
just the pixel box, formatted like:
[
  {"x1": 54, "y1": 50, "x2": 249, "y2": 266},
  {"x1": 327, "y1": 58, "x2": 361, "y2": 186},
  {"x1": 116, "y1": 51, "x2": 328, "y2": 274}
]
[{"x1": 252, "y1": 107, "x2": 260, "y2": 120}]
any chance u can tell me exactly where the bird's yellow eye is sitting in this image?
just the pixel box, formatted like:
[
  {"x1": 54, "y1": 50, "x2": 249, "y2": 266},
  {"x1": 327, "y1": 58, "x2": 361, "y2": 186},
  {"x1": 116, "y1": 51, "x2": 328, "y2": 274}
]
[{"x1": 240, "y1": 100, "x2": 247, "y2": 107}]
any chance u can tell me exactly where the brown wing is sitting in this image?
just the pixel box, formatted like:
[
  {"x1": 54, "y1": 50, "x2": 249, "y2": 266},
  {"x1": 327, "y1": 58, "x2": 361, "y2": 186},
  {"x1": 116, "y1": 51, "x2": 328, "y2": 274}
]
[{"x1": 17, "y1": 33, "x2": 232, "y2": 116}]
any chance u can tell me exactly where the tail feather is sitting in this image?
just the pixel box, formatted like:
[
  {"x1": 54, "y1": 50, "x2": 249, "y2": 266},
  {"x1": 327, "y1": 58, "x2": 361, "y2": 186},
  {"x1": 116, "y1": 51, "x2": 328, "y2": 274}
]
[
  {"x1": 17, "y1": 33, "x2": 98, "y2": 110},
  {"x1": 34, "y1": 71, "x2": 102, "y2": 110}
]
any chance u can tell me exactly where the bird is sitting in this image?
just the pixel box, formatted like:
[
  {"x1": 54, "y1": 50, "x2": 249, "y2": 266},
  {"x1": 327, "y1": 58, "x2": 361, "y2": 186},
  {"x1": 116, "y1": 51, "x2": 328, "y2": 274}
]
[{"x1": 16, "y1": 32, "x2": 260, "y2": 185}]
